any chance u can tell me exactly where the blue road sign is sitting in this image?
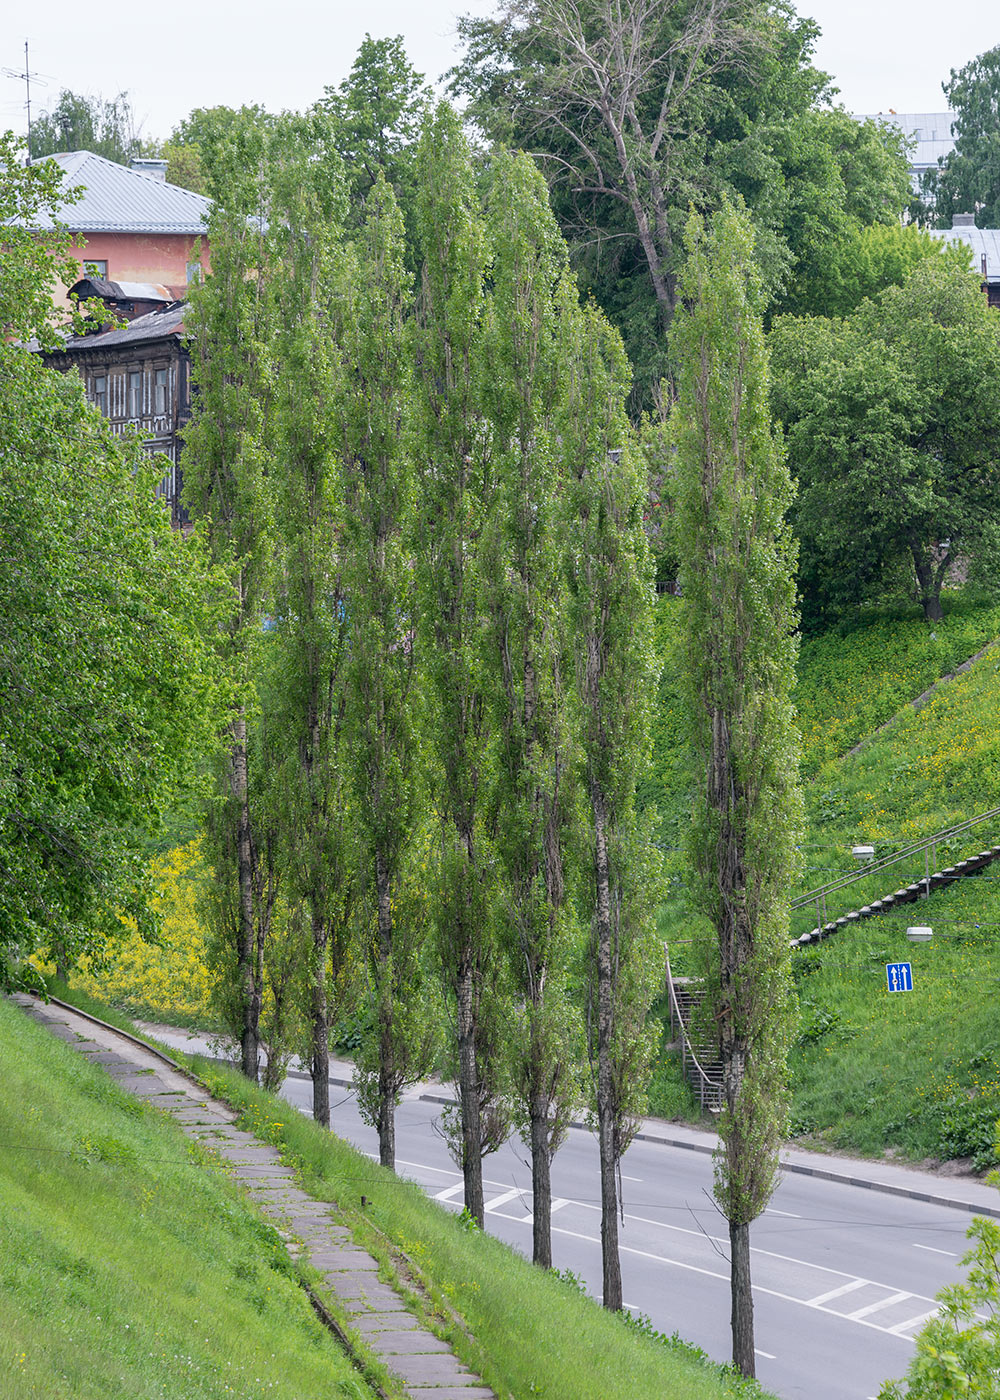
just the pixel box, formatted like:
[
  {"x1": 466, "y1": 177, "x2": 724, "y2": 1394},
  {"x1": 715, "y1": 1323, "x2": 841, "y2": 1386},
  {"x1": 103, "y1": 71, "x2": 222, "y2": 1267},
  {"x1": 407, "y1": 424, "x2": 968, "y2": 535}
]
[{"x1": 886, "y1": 961, "x2": 913, "y2": 993}]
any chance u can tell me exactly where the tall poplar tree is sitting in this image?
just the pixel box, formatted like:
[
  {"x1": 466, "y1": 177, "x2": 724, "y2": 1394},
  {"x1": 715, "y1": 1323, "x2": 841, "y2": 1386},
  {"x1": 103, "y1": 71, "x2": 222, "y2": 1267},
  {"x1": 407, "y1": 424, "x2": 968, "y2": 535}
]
[
  {"x1": 483, "y1": 149, "x2": 581, "y2": 1269},
  {"x1": 340, "y1": 174, "x2": 433, "y2": 1170},
  {"x1": 671, "y1": 200, "x2": 802, "y2": 1378},
  {"x1": 561, "y1": 300, "x2": 661, "y2": 1310},
  {"x1": 183, "y1": 114, "x2": 275, "y2": 1083},
  {"x1": 266, "y1": 116, "x2": 358, "y2": 1129},
  {"x1": 413, "y1": 105, "x2": 510, "y2": 1225}
]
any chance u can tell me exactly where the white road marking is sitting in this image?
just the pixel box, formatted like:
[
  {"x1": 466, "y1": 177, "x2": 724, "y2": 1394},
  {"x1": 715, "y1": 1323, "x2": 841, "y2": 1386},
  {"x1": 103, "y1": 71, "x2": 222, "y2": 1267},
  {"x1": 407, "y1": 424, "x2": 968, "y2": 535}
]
[
  {"x1": 765, "y1": 1208, "x2": 801, "y2": 1218},
  {"x1": 551, "y1": 1198, "x2": 571, "y2": 1214},
  {"x1": 912, "y1": 1244, "x2": 957, "y2": 1257},
  {"x1": 622, "y1": 1174, "x2": 643, "y2": 1182},
  {"x1": 387, "y1": 1153, "x2": 939, "y2": 1344},
  {"x1": 484, "y1": 1188, "x2": 524, "y2": 1212},
  {"x1": 755, "y1": 1349, "x2": 777, "y2": 1359},
  {"x1": 889, "y1": 1309, "x2": 939, "y2": 1336},
  {"x1": 807, "y1": 1279, "x2": 870, "y2": 1307},
  {"x1": 847, "y1": 1291, "x2": 912, "y2": 1320}
]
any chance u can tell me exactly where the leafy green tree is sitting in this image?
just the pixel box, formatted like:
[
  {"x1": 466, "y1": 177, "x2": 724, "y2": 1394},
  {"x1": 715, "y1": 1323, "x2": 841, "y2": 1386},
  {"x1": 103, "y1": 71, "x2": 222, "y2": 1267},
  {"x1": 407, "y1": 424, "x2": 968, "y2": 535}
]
[
  {"x1": 921, "y1": 46, "x2": 1000, "y2": 229},
  {"x1": 413, "y1": 104, "x2": 511, "y2": 1224},
  {"x1": 317, "y1": 35, "x2": 430, "y2": 230},
  {"x1": 339, "y1": 174, "x2": 434, "y2": 1169},
  {"x1": 168, "y1": 105, "x2": 276, "y2": 200},
  {"x1": 482, "y1": 148, "x2": 583, "y2": 1268},
  {"x1": 182, "y1": 111, "x2": 276, "y2": 1081},
  {"x1": 671, "y1": 200, "x2": 802, "y2": 1378},
  {"x1": 561, "y1": 300, "x2": 662, "y2": 1310},
  {"x1": 771, "y1": 257, "x2": 1000, "y2": 625},
  {"x1": 451, "y1": 1, "x2": 908, "y2": 403},
  {"x1": 31, "y1": 89, "x2": 140, "y2": 164},
  {"x1": 879, "y1": 1208, "x2": 1000, "y2": 1399},
  {"x1": 0, "y1": 133, "x2": 220, "y2": 987}
]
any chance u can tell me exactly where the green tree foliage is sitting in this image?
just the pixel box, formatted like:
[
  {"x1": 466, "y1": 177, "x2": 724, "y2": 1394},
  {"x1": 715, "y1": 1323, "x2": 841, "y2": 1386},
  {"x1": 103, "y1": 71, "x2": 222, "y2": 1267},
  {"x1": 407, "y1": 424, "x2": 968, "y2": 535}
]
[
  {"x1": 30, "y1": 89, "x2": 140, "y2": 164},
  {"x1": 482, "y1": 148, "x2": 583, "y2": 1269},
  {"x1": 167, "y1": 105, "x2": 276, "y2": 199},
  {"x1": 450, "y1": 0, "x2": 909, "y2": 403},
  {"x1": 562, "y1": 301, "x2": 662, "y2": 1309},
  {"x1": 264, "y1": 115, "x2": 359, "y2": 1127},
  {"x1": 339, "y1": 174, "x2": 435, "y2": 1169},
  {"x1": 671, "y1": 200, "x2": 802, "y2": 1377},
  {"x1": 413, "y1": 105, "x2": 511, "y2": 1224},
  {"x1": 771, "y1": 258, "x2": 1000, "y2": 626},
  {"x1": 0, "y1": 134, "x2": 220, "y2": 987},
  {"x1": 920, "y1": 46, "x2": 1000, "y2": 229},
  {"x1": 182, "y1": 110, "x2": 276, "y2": 1080},
  {"x1": 316, "y1": 35, "x2": 430, "y2": 232},
  {"x1": 879, "y1": 1208, "x2": 1000, "y2": 1399}
]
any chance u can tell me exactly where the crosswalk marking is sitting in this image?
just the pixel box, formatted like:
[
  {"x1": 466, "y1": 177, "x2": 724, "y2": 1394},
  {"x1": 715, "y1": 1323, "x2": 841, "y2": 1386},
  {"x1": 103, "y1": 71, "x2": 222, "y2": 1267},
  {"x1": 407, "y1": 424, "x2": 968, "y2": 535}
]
[
  {"x1": 889, "y1": 1308, "x2": 939, "y2": 1336},
  {"x1": 807, "y1": 1278, "x2": 869, "y2": 1307},
  {"x1": 847, "y1": 1290, "x2": 912, "y2": 1320},
  {"x1": 484, "y1": 1188, "x2": 523, "y2": 1212}
]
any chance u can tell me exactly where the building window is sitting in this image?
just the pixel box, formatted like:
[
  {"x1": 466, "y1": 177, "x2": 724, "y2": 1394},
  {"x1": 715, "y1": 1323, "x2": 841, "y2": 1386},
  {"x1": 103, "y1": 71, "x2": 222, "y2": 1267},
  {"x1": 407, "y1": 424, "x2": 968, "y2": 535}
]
[
  {"x1": 92, "y1": 374, "x2": 108, "y2": 415},
  {"x1": 154, "y1": 367, "x2": 168, "y2": 415},
  {"x1": 129, "y1": 370, "x2": 142, "y2": 418},
  {"x1": 84, "y1": 259, "x2": 108, "y2": 280}
]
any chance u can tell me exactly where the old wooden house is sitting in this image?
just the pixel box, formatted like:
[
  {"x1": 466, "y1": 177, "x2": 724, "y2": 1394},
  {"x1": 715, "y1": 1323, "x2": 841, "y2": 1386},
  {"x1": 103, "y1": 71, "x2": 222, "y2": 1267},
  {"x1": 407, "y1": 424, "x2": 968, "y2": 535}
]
[{"x1": 40, "y1": 277, "x2": 191, "y2": 526}]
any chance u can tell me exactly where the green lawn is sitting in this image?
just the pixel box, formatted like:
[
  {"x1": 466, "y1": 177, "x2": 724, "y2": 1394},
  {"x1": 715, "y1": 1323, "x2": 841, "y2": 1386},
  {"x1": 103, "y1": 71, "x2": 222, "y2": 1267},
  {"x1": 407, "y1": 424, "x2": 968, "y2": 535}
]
[{"x1": 0, "y1": 997, "x2": 371, "y2": 1400}]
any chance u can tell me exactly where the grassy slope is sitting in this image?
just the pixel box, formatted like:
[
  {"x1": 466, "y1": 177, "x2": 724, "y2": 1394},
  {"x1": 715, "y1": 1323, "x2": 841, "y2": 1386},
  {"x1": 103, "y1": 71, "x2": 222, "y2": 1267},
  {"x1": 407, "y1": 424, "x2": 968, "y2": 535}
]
[
  {"x1": 650, "y1": 589, "x2": 1000, "y2": 1167},
  {"x1": 187, "y1": 1058, "x2": 770, "y2": 1400},
  {"x1": 21, "y1": 987, "x2": 771, "y2": 1400},
  {"x1": 0, "y1": 999, "x2": 369, "y2": 1400}
]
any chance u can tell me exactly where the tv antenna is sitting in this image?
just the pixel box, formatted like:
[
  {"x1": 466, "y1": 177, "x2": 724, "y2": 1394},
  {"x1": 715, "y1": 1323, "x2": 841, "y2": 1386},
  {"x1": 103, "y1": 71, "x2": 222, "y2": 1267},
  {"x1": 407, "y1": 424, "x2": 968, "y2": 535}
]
[{"x1": 3, "y1": 41, "x2": 47, "y2": 161}]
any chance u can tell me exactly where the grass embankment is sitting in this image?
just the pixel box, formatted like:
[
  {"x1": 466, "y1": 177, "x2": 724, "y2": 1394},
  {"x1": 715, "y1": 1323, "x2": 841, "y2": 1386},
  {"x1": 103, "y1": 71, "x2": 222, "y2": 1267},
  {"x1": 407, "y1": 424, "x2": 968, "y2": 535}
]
[
  {"x1": 187, "y1": 1057, "x2": 771, "y2": 1400},
  {"x1": 785, "y1": 631, "x2": 1000, "y2": 1168},
  {"x1": 45, "y1": 984, "x2": 772, "y2": 1400},
  {"x1": 651, "y1": 589, "x2": 1000, "y2": 1167},
  {"x1": 0, "y1": 997, "x2": 370, "y2": 1400}
]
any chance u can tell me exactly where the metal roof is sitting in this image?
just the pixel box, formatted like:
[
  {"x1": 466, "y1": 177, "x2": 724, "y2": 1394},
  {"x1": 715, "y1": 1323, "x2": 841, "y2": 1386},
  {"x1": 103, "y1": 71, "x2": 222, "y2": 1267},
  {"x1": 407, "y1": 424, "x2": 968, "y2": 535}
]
[
  {"x1": 854, "y1": 112, "x2": 956, "y2": 173},
  {"x1": 45, "y1": 302, "x2": 189, "y2": 353},
  {"x1": 928, "y1": 222, "x2": 1000, "y2": 282},
  {"x1": 70, "y1": 276, "x2": 174, "y2": 302},
  {"x1": 30, "y1": 151, "x2": 211, "y2": 235}
]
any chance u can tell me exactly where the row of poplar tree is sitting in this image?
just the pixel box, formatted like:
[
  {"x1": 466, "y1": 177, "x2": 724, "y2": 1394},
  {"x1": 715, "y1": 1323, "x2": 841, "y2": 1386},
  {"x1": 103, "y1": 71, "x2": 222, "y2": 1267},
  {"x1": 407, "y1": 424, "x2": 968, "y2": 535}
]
[
  {"x1": 182, "y1": 99, "x2": 800, "y2": 1373},
  {"x1": 182, "y1": 103, "x2": 662, "y2": 1311}
]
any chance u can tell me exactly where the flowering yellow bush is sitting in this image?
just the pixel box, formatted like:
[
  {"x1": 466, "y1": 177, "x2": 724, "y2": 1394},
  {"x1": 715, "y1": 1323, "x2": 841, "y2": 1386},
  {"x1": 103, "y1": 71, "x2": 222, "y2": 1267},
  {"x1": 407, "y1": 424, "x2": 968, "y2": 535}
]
[{"x1": 73, "y1": 840, "x2": 215, "y2": 1027}]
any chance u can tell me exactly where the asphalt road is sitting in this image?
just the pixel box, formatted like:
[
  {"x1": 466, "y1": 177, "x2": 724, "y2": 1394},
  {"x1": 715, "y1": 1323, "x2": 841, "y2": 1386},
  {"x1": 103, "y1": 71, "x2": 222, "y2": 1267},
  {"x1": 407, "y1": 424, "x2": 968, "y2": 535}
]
[
  {"x1": 275, "y1": 1075, "x2": 973, "y2": 1400},
  {"x1": 142, "y1": 1026, "x2": 976, "y2": 1400}
]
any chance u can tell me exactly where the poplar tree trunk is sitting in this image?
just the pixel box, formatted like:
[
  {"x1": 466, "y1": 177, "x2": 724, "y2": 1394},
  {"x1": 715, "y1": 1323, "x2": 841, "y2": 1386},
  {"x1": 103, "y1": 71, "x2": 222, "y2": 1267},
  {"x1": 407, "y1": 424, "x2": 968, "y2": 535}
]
[
  {"x1": 730, "y1": 1221, "x2": 755, "y2": 1378},
  {"x1": 232, "y1": 710, "x2": 260, "y2": 1084},
  {"x1": 593, "y1": 795, "x2": 623, "y2": 1311},
  {"x1": 456, "y1": 945, "x2": 485, "y2": 1224},
  {"x1": 375, "y1": 848, "x2": 396, "y2": 1171},
  {"x1": 529, "y1": 1087, "x2": 553, "y2": 1269},
  {"x1": 311, "y1": 910, "x2": 330, "y2": 1129}
]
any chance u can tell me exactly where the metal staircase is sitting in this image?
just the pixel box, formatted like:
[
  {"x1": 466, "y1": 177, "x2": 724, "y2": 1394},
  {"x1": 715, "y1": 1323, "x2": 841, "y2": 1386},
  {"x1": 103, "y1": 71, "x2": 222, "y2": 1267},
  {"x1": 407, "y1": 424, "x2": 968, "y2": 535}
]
[
  {"x1": 664, "y1": 944, "x2": 723, "y2": 1114},
  {"x1": 792, "y1": 806, "x2": 1000, "y2": 946}
]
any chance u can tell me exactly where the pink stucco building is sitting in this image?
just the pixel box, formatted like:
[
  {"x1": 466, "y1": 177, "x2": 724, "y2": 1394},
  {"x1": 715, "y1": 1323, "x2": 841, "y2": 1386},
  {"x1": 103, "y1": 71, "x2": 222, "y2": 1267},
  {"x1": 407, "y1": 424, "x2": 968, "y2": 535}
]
[{"x1": 33, "y1": 151, "x2": 211, "y2": 304}]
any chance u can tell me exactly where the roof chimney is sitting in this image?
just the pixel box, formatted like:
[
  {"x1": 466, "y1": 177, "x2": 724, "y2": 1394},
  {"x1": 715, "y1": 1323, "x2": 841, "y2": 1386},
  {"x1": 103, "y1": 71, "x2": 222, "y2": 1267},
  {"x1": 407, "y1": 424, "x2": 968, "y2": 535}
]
[
  {"x1": 952, "y1": 212, "x2": 977, "y2": 228},
  {"x1": 130, "y1": 157, "x2": 168, "y2": 182}
]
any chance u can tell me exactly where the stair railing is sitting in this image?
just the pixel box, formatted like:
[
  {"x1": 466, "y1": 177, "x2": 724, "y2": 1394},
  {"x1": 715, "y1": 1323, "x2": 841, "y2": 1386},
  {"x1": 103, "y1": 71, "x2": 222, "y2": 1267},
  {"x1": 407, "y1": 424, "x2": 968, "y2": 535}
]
[{"x1": 664, "y1": 943, "x2": 723, "y2": 1114}]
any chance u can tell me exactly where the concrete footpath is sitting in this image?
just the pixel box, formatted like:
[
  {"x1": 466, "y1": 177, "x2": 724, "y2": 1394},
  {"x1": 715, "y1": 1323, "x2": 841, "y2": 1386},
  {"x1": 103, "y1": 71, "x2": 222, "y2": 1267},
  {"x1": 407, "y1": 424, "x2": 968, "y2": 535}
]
[
  {"x1": 140, "y1": 1019, "x2": 1000, "y2": 1222},
  {"x1": 14, "y1": 995, "x2": 495, "y2": 1400}
]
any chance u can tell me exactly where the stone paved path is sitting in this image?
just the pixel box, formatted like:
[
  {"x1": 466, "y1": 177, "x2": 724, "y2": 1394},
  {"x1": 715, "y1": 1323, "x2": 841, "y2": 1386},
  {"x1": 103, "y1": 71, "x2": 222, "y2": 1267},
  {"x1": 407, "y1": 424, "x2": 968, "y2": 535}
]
[{"x1": 12, "y1": 994, "x2": 494, "y2": 1400}]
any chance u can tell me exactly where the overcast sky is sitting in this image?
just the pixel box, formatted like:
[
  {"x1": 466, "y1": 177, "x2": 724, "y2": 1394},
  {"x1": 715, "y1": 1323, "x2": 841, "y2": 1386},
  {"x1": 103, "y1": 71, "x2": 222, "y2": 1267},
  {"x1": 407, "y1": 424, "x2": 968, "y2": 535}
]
[{"x1": 2, "y1": 1, "x2": 994, "y2": 145}]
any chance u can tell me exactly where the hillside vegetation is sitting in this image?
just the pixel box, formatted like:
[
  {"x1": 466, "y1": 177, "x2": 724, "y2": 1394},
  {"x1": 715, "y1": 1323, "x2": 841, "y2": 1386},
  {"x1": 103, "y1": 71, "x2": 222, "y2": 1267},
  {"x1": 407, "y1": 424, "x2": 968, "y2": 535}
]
[{"x1": 0, "y1": 998, "x2": 369, "y2": 1400}]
